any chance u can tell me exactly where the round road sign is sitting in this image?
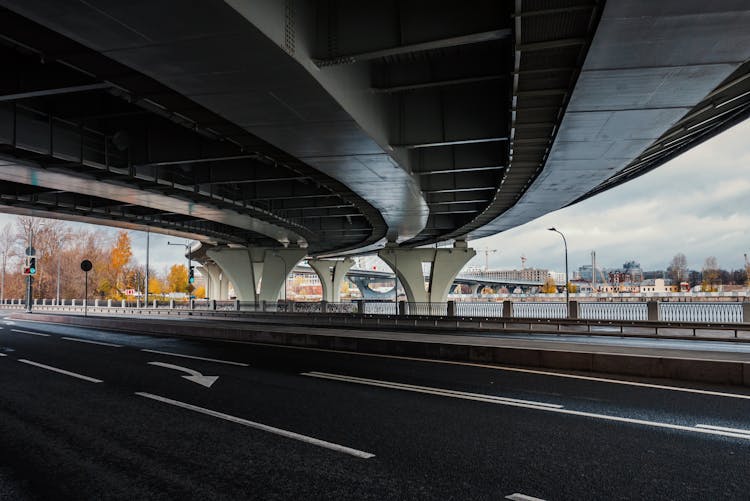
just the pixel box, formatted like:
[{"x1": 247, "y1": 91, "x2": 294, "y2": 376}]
[{"x1": 80, "y1": 259, "x2": 93, "y2": 272}]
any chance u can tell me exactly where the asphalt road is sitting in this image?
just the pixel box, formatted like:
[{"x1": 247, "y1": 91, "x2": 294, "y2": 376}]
[{"x1": 1, "y1": 311, "x2": 749, "y2": 500}]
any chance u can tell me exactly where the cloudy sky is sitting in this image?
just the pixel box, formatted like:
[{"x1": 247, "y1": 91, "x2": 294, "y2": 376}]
[
  {"x1": 467, "y1": 118, "x2": 750, "y2": 274},
  {"x1": 1, "y1": 119, "x2": 748, "y2": 275}
]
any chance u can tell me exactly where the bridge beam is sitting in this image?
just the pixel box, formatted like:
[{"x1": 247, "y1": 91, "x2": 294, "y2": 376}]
[
  {"x1": 308, "y1": 258, "x2": 355, "y2": 303},
  {"x1": 378, "y1": 242, "x2": 476, "y2": 304},
  {"x1": 205, "y1": 246, "x2": 306, "y2": 303}
]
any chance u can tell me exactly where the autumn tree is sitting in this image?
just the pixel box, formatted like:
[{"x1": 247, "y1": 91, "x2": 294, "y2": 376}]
[
  {"x1": 701, "y1": 256, "x2": 720, "y2": 292},
  {"x1": 193, "y1": 285, "x2": 206, "y2": 298},
  {"x1": 148, "y1": 275, "x2": 164, "y2": 296},
  {"x1": 667, "y1": 253, "x2": 688, "y2": 284},
  {"x1": 166, "y1": 264, "x2": 189, "y2": 293},
  {"x1": 541, "y1": 276, "x2": 557, "y2": 293},
  {"x1": 109, "y1": 231, "x2": 133, "y2": 295},
  {"x1": 0, "y1": 223, "x2": 17, "y2": 301}
]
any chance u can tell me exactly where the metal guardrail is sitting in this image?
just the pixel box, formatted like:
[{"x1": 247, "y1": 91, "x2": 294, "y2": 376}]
[{"x1": 2, "y1": 298, "x2": 748, "y2": 324}]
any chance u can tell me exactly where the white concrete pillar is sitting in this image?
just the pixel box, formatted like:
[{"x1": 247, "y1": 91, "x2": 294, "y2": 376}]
[
  {"x1": 219, "y1": 273, "x2": 230, "y2": 300},
  {"x1": 198, "y1": 263, "x2": 224, "y2": 300},
  {"x1": 378, "y1": 241, "x2": 476, "y2": 304},
  {"x1": 308, "y1": 258, "x2": 355, "y2": 303},
  {"x1": 206, "y1": 246, "x2": 306, "y2": 303}
]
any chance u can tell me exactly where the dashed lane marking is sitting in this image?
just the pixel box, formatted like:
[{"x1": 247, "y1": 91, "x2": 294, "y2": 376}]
[
  {"x1": 302, "y1": 372, "x2": 750, "y2": 441},
  {"x1": 11, "y1": 329, "x2": 50, "y2": 337},
  {"x1": 135, "y1": 392, "x2": 374, "y2": 459},
  {"x1": 141, "y1": 349, "x2": 248, "y2": 367},
  {"x1": 302, "y1": 372, "x2": 562, "y2": 409},
  {"x1": 18, "y1": 359, "x2": 102, "y2": 383},
  {"x1": 224, "y1": 340, "x2": 750, "y2": 401},
  {"x1": 62, "y1": 337, "x2": 122, "y2": 348},
  {"x1": 506, "y1": 494, "x2": 546, "y2": 501},
  {"x1": 695, "y1": 424, "x2": 750, "y2": 436}
]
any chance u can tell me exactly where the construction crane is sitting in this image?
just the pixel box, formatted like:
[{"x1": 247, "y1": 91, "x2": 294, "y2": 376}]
[{"x1": 478, "y1": 248, "x2": 497, "y2": 271}]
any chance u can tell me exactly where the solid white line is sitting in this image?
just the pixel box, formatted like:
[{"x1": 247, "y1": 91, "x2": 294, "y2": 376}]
[
  {"x1": 506, "y1": 494, "x2": 546, "y2": 501},
  {"x1": 695, "y1": 424, "x2": 750, "y2": 436},
  {"x1": 226, "y1": 340, "x2": 750, "y2": 401},
  {"x1": 0, "y1": 353, "x2": 6, "y2": 357},
  {"x1": 62, "y1": 337, "x2": 122, "y2": 348},
  {"x1": 303, "y1": 372, "x2": 562, "y2": 409},
  {"x1": 140, "y1": 349, "x2": 248, "y2": 367},
  {"x1": 11, "y1": 329, "x2": 50, "y2": 337},
  {"x1": 301, "y1": 372, "x2": 750, "y2": 441},
  {"x1": 135, "y1": 392, "x2": 374, "y2": 459},
  {"x1": 18, "y1": 359, "x2": 103, "y2": 383}
]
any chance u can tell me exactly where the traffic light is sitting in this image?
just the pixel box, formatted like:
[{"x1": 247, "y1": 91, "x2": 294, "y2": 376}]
[
  {"x1": 22, "y1": 256, "x2": 37, "y2": 276},
  {"x1": 188, "y1": 266, "x2": 195, "y2": 284}
]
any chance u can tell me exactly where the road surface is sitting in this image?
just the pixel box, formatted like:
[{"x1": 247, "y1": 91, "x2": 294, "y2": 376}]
[{"x1": 0, "y1": 310, "x2": 749, "y2": 500}]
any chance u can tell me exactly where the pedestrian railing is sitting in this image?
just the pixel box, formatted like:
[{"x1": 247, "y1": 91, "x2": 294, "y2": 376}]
[
  {"x1": 513, "y1": 302, "x2": 567, "y2": 319},
  {"x1": 2, "y1": 297, "x2": 748, "y2": 324},
  {"x1": 580, "y1": 302, "x2": 648, "y2": 321},
  {"x1": 455, "y1": 302, "x2": 504, "y2": 317},
  {"x1": 363, "y1": 301, "x2": 397, "y2": 315},
  {"x1": 659, "y1": 302, "x2": 744, "y2": 324},
  {"x1": 405, "y1": 303, "x2": 448, "y2": 316}
]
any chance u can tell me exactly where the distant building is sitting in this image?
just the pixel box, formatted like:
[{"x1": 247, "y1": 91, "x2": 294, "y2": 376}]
[
  {"x1": 640, "y1": 278, "x2": 678, "y2": 293},
  {"x1": 549, "y1": 271, "x2": 566, "y2": 284},
  {"x1": 462, "y1": 268, "x2": 551, "y2": 283}
]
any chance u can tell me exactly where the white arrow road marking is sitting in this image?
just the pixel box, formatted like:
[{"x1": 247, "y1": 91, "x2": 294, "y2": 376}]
[
  {"x1": 11, "y1": 329, "x2": 49, "y2": 337},
  {"x1": 148, "y1": 361, "x2": 219, "y2": 388},
  {"x1": 141, "y1": 349, "x2": 248, "y2": 367},
  {"x1": 18, "y1": 359, "x2": 102, "y2": 383},
  {"x1": 135, "y1": 392, "x2": 375, "y2": 459}
]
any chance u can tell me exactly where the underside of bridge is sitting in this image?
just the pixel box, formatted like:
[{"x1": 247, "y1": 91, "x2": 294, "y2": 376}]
[{"x1": 0, "y1": 1, "x2": 749, "y2": 302}]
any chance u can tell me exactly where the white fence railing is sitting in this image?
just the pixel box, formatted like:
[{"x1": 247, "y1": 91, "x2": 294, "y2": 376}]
[
  {"x1": 2, "y1": 298, "x2": 747, "y2": 324},
  {"x1": 580, "y1": 302, "x2": 648, "y2": 322},
  {"x1": 512, "y1": 302, "x2": 567, "y2": 319},
  {"x1": 659, "y1": 303, "x2": 744, "y2": 324}
]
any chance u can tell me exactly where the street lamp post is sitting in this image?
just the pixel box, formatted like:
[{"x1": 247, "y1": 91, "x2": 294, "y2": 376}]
[{"x1": 548, "y1": 227, "x2": 569, "y2": 316}]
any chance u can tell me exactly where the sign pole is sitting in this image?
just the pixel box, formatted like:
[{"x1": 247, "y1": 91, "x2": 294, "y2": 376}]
[
  {"x1": 26, "y1": 230, "x2": 33, "y2": 313},
  {"x1": 81, "y1": 260, "x2": 93, "y2": 317}
]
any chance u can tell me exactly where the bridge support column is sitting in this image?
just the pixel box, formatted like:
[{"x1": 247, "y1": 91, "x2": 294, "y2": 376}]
[
  {"x1": 308, "y1": 258, "x2": 354, "y2": 303},
  {"x1": 378, "y1": 241, "x2": 476, "y2": 304},
  {"x1": 199, "y1": 263, "x2": 226, "y2": 300},
  {"x1": 206, "y1": 246, "x2": 306, "y2": 303}
]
